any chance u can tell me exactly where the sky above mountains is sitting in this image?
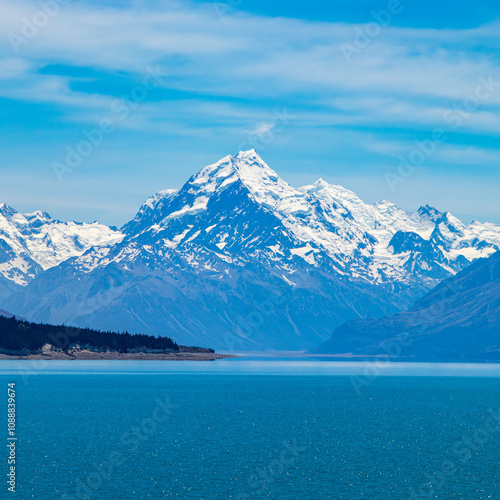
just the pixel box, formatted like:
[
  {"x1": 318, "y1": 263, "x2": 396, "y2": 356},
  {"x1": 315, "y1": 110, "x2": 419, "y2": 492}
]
[{"x1": 1, "y1": 0, "x2": 500, "y2": 225}]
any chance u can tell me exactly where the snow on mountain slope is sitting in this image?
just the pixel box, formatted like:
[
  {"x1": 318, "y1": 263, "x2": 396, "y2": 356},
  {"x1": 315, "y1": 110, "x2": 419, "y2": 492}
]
[
  {"x1": 4, "y1": 150, "x2": 500, "y2": 351},
  {"x1": 300, "y1": 182, "x2": 500, "y2": 280},
  {"x1": 115, "y1": 150, "x2": 497, "y2": 287},
  {"x1": 0, "y1": 204, "x2": 123, "y2": 287},
  {"x1": 121, "y1": 188, "x2": 177, "y2": 235}
]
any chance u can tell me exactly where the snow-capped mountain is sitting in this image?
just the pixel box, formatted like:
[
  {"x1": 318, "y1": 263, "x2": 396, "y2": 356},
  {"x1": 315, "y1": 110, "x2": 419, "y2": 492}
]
[
  {"x1": 116, "y1": 150, "x2": 500, "y2": 287},
  {"x1": 0, "y1": 204, "x2": 123, "y2": 293},
  {"x1": 3, "y1": 151, "x2": 500, "y2": 351}
]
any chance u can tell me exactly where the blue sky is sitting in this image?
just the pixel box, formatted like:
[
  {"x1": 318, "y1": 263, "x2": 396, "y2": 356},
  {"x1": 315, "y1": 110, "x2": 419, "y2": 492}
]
[{"x1": 1, "y1": 0, "x2": 500, "y2": 225}]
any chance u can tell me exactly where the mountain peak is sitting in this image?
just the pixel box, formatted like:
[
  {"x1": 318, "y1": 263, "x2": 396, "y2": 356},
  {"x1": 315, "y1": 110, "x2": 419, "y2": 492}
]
[
  {"x1": 302, "y1": 178, "x2": 362, "y2": 207},
  {"x1": 233, "y1": 150, "x2": 282, "y2": 183},
  {"x1": 24, "y1": 210, "x2": 52, "y2": 221},
  {"x1": 0, "y1": 203, "x2": 18, "y2": 218},
  {"x1": 312, "y1": 178, "x2": 329, "y2": 188},
  {"x1": 185, "y1": 150, "x2": 290, "y2": 201},
  {"x1": 235, "y1": 148, "x2": 258, "y2": 159},
  {"x1": 436, "y1": 211, "x2": 465, "y2": 235},
  {"x1": 417, "y1": 204, "x2": 442, "y2": 222}
]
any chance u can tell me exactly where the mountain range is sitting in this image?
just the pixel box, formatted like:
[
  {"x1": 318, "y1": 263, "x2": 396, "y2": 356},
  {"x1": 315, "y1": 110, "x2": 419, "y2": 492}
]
[
  {"x1": 2, "y1": 150, "x2": 500, "y2": 351},
  {"x1": 311, "y1": 250, "x2": 500, "y2": 361},
  {"x1": 0, "y1": 204, "x2": 122, "y2": 295}
]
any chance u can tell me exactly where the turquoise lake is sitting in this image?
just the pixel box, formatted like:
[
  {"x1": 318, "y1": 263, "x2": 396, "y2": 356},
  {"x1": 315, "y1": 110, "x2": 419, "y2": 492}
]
[{"x1": 1, "y1": 359, "x2": 500, "y2": 499}]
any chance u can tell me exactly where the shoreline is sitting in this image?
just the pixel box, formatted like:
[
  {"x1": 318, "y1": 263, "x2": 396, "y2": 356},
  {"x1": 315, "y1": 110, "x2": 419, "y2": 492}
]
[{"x1": 0, "y1": 351, "x2": 238, "y2": 361}]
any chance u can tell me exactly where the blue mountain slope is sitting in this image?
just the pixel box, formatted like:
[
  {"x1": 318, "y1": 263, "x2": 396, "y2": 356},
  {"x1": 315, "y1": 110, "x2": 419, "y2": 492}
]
[{"x1": 311, "y1": 251, "x2": 500, "y2": 361}]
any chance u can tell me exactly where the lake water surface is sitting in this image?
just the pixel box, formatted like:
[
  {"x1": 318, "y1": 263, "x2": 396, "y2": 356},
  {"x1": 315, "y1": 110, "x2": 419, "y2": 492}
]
[{"x1": 1, "y1": 359, "x2": 500, "y2": 499}]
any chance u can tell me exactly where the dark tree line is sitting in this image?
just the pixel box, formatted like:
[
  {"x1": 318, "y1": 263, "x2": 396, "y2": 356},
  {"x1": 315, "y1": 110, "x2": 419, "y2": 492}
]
[{"x1": 0, "y1": 315, "x2": 179, "y2": 353}]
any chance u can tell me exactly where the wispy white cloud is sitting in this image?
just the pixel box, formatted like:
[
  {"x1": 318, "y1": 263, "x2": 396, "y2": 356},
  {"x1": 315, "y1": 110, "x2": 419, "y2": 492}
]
[
  {"x1": 246, "y1": 121, "x2": 275, "y2": 135},
  {"x1": 2, "y1": 1, "x2": 500, "y2": 103}
]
